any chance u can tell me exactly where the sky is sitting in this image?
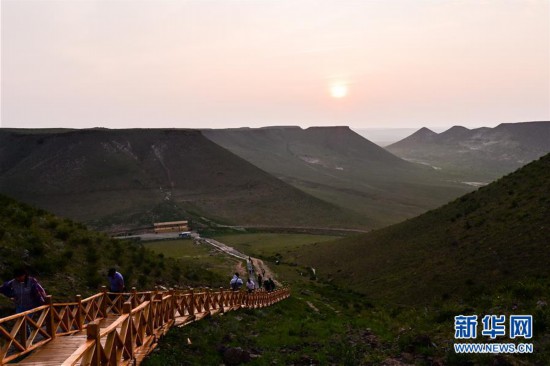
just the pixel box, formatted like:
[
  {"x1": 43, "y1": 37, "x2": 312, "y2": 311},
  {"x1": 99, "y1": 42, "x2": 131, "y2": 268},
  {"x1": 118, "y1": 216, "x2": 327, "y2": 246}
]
[{"x1": 1, "y1": 0, "x2": 549, "y2": 130}]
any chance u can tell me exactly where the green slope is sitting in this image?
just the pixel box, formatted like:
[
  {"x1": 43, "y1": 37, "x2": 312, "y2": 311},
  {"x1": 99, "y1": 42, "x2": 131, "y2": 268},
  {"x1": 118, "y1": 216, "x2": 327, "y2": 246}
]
[
  {"x1": 0, "y1": 128, "x2": 367, "y2": 231},
  {"x1": 0, "y1": 194, "x2": 223, "y2": 315},
  {"x1": 296, "y1": 153, "x2": 550, "y2": 304},
  {"x1": 203, "y1": 126, "x2": 471, "y2": 227}
]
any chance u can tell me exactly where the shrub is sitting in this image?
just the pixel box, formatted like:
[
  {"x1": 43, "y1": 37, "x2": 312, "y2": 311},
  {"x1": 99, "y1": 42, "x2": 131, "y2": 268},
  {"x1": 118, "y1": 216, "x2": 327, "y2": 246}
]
[
  {"x1": 85, "y1": 246, "x2": 99, "y2": 264},
  {"x1": 85, "y1": 266, "x2": 102, "y2": 288}
]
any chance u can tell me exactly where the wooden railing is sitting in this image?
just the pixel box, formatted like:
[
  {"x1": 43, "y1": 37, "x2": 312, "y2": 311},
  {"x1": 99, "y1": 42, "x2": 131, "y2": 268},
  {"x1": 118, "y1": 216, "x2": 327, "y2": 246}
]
[{"x1": 0, "y1": 286, "x2": 290, "y2": 365}]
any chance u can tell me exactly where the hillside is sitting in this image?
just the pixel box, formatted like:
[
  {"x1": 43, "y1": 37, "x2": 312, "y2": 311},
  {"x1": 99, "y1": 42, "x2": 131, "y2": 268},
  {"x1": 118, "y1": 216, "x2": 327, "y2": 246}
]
[
  {"x1": 203, "y1": 126, "x2": 471, "y2": 227},
  {"x1": 296, "y1": 153, "x2": 550, "y2": 304},
  {"x1": 0, "y1": 194, "x2": 223, "y2": 314},
  {"x1": 0, "y1": 128, "x2": 367, "y2": 231},
  {"x1": 387, "y1": 121, "x2": 550, "y2": 182}
]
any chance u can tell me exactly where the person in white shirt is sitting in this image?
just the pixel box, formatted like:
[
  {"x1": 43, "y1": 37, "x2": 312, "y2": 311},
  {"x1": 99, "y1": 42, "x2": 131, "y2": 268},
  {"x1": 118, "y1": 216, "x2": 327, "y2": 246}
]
[
  {"x1": 246, "y1": 278, "x2": 255, "y2": 293},
  {"x1": 229, "y1": 273, "x2": 243, "y2": 291}
]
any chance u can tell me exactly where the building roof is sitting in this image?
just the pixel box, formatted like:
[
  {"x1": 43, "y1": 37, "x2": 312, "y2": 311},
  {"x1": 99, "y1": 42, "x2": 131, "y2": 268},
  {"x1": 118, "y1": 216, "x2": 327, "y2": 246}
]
[{"x1": 153, "y1": 220, "x2": 188, "y2": 226}]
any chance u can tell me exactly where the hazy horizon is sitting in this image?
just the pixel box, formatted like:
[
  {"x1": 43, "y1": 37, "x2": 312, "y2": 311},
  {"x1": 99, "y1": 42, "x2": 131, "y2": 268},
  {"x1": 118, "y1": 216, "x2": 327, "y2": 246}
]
[{"x1": 1, "y1": 1, "x2": 549, "y2": 130}]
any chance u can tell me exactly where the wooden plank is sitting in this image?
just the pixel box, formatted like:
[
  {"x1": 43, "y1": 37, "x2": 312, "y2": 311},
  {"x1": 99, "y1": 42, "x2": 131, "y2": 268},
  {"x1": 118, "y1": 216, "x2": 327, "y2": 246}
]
[{"x1": 16, "y1": 335, "x2": 88, "y2": 365}]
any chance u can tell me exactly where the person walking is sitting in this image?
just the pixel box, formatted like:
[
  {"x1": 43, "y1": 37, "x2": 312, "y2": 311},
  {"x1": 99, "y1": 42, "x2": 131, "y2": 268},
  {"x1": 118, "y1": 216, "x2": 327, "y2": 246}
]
[
  {"x1": 229, "y1": 273, "x2": 243, "y2": 291},
  {"x1": 0, "y1": 267, "x2": 47, "y2": 313},
  {"x1": 107, "y1": 268, "x2": 125, "y2": 314},
  {"x1": 257, "y1": 274, "x2": 263, "y2": 289},
  {"x1": 107, "y1": 268, "x2": 125, "y2": 292},
  {"x1": 268, "y1": 278, "x2": 276, "y2": 292},
  {"x1": 263, "y1": 278, "x2": 271, "y2": 292},
  {"x1": 246, "y1": 278, "x2": 255, "y2": 293}
]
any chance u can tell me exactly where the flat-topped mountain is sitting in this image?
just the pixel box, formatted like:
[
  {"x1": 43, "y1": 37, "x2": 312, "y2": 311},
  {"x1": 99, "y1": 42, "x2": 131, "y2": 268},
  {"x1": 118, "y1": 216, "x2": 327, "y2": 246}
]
[
  {"x1": 0, "y1": 128, "x2": 366, "y2": 231},
  {"x1": 387, "y1": 121, "x2": 550, "y2": 182},
  {"x1": 203, "y1": 126, "x2": 471, "y2": 227},
  {"x1": 297, "y1": 153, "x2": 550, "y2": 304}
]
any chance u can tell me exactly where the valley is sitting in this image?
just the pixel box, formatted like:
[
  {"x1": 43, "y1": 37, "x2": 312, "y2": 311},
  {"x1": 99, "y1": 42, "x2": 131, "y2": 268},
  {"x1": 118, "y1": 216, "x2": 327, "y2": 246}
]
[
  {"x1": 1, "y1": 125, "x2": 549, "y2": 365},
  {"x1": 203, "y1": 126, "x2": 472, "y2": 227}
]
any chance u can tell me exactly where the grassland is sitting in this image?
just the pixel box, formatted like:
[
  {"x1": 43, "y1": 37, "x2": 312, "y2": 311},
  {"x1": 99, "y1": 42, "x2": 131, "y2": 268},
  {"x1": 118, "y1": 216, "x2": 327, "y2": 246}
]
[
  {"x1": 143, "y1": 239, "x2": 242, "y2": 280},
  {"x1": 211, "y1": 233, "x2": 340, "y2": 261},
  {"x1": 143, "y1": 233, "x2": 342, "y2": 285},
  {"x1": 295, "y1": 154, "x2": 550, "y2": 305},
  {"x1": 145, "y1": 232, "x2": 550, "y2": 365},
  {"x1": 145, "y1": 154, "x2": 550, "y2": 365},
  {"x1": 2, "y1": 137, "x2": 548, "y2": 364}
]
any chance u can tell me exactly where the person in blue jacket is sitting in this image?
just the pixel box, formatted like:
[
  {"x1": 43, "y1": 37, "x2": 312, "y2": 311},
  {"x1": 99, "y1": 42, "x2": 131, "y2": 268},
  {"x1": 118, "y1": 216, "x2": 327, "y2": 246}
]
[
  {"x1": 107, "y1": 268, "x2": 125, "y2": 293},
  {"x1": 0, "y1": 267, "x2": 47, "y2": 313}
]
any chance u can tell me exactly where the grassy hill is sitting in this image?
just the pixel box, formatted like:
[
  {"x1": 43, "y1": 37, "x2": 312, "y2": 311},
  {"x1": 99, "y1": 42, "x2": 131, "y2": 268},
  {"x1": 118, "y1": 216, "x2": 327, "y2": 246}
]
[
  {"x1": 0, "y1": 194, "x2": 224, "y2": 314},
  {"x1": 0, "y1": 128, "x2": 367, "y2": 231},
  {"x1": 203, "y1": 126, "x2": 471, "y2": 227},
  {"x1": 387, "y1": 121, "x2": 550, "y2": 182},
  {"x1": 295, "y1": 153, "x2": 550, "y2": 305},
  {"x1": 145, "y1": 229, "x2": 550, "y2": 365}
]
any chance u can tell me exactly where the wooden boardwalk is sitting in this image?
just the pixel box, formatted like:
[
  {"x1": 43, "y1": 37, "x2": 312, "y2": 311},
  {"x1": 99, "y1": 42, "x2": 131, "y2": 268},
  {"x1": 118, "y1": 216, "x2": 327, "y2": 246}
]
[{"x1": 0, "y1": 287, "x2": 290, "y2": 365}]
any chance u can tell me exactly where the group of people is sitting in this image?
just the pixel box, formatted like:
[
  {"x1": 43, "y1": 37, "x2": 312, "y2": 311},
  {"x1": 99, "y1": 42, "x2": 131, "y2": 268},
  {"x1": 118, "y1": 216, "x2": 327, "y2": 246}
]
[
  {"x1": 229, "y1": 272, "x2": 276, "y2": 293},
  {"x1": 2, "y1": 261, "x2": 279, "y2": 315},
  {"x1": 0, "y1": 267, "x2": 124, "y2": 314}
]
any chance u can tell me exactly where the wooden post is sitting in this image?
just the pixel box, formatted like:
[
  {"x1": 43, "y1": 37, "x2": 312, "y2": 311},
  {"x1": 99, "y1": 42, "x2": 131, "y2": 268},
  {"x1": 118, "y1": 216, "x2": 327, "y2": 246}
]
[
  {"x1": 101, "y1": 286, "x2": 108, "y2": 317},
  {"x1": 122, "y1": 302, "x2": 134, "y2": 361},
  {"x1": 219, "y1": 287, "x2": 225, "y2": 313},
  {"x1": 188, "y1": 288, "x2": 195, "y2": 318},
  {"x1": 204, "y1": 288, "x2": 211, "y2": 312},
  {"x1": 131, "y1": 287, "x2": 138, "y2": 308},
  {"x1": 87, "y1": 322, "x2": 101, "y2": 366},
  {"x1": 75, "y1": 295, "x2": 83, "y2": 331},
  {"x1": 229, "y1": 288, "x2": 234, "y2": 308},
  {"x1": 252, "y1": 291, "x2": 257, "y2": 309},
  {"x1": 169, "y1": 289, "x2": 176, "y2": 320},
  {"x1": 147, "y1": 291, "x2": 156, "y2": 331},
  {"x1": 45, "y1": 295, "x2": 56, "y2": 340}
]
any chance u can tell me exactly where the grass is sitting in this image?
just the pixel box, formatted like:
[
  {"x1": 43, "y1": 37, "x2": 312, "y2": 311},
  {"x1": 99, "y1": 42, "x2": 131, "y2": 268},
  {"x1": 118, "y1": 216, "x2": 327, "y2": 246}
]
[
  {"x1": 145, "y1": 155, "x2": 550, "y2": 365},
  {"x1": 211, "y1": 233, "x2": 340, "y2": 262},
  {"x1": 2, "y1": 130, "x2": 548, "y2": 364},
  {"x1": 294, "y1": 154, "x2": 550, "y2": 305},
  {"x1": 143, "y1": 239, "x2": 242, "y2": 280},
  {"x1": 144, "y1": 279, "x2": 392, "y2": 365},
  {"x1": 2, "y1": 196, "x2": 543, "y2": 364},
  {"x1": 145, "y1": 250, "x2": 550, "y2": 365}
]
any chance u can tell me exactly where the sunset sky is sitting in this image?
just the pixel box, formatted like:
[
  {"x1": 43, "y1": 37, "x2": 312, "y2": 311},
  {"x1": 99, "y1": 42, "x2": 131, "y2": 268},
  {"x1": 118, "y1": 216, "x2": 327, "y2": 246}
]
[{"x1": 1, "y1": 0, "x2": 549, "y2": 130}]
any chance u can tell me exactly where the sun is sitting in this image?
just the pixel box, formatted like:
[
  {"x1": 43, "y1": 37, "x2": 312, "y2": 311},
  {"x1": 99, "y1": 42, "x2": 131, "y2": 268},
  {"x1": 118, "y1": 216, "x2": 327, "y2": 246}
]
[{"x1": 330, "y1": 84, "x2": 348, "y2": 98}]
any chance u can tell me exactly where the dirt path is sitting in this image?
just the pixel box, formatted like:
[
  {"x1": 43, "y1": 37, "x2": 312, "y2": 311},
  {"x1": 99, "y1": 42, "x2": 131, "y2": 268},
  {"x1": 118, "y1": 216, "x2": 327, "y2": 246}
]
[
  {"x1": 251, "y1": 258, "x2": 280, "y2": 286},
  {"x1": 235, "y1": 261, "x2": 246, "y2": 276},
  {"x1": 197, "y1": 236, "x2": 247, "y2": 260},
  {"x1": 196, "y1": 235, "x2": 280, "y2": 286}
]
